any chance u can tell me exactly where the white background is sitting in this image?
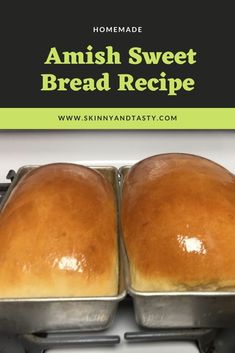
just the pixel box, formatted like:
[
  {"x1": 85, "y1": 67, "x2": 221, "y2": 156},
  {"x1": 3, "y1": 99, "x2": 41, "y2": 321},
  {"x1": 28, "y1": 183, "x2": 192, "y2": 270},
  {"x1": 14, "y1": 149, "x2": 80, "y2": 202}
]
[
  {"x1": 0, "y1": 131, "x2": 234, "y2": 181},
  {"x1": 0, "y1": 130, "x2": 234, "y2": 352}
]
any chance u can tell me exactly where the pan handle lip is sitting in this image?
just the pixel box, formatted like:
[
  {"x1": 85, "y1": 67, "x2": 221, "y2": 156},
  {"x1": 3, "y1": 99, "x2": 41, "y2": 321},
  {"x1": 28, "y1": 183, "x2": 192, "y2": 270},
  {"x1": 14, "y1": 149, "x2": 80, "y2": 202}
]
[
  {"x1": 0, "y1": 290, "x2": 127, "y2": 302},
  {"x1": 6, "y1": 170, "x2": 16, "y2": 182}
]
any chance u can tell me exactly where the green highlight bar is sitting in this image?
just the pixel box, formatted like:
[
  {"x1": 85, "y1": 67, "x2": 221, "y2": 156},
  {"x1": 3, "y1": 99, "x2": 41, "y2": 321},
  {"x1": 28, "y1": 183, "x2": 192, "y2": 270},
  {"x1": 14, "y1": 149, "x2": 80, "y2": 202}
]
[{"x1": 0, "y1": 108, "x2": 234, "y2": 129}]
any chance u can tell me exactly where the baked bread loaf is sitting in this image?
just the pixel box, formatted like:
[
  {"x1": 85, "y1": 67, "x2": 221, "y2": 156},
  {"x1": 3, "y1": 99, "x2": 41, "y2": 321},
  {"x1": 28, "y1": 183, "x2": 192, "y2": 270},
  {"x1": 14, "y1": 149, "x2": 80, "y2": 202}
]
[
  {"x1": 121, "y1": 153, "x2": 235, "y2": 291},
  {"x1": 0, "y1": 163, "x2": 118, "y2": 297}
]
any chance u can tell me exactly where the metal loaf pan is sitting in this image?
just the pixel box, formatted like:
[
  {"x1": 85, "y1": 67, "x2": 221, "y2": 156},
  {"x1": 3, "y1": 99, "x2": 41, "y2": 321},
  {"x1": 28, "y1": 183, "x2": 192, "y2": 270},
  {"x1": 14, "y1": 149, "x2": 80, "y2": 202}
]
[
  {"x1": 0, "y1": 165, "x2": 126, "y2": 334},
  {"x1": 119, "y1": 165, "x2": 235, "y2": 329}
]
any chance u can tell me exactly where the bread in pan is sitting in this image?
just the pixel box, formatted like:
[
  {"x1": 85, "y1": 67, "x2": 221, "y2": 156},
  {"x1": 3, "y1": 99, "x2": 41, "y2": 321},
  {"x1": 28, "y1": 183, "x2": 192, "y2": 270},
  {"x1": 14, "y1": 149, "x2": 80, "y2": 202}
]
[
  {"x1": 121, "y1": 153, "x2": 235, "y2": 291},
  {"x1": 0, "y1": 163, "x2": 118, "y2": 297}
]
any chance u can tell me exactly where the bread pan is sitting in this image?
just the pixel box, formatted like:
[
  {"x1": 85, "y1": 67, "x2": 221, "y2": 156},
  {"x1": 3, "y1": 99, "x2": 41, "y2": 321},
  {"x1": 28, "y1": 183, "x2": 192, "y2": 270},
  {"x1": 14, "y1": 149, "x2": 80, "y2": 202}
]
[
  {"x1": 119, "y1": 165, "x2": 235, "y2": 329},
  {"x1": 0, "y1": 165, "x2": 126, "y2": 334}
]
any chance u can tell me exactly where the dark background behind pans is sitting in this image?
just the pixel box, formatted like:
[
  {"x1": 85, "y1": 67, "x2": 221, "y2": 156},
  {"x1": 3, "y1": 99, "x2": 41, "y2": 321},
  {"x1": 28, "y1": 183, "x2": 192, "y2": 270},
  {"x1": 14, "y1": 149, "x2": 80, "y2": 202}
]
[{"x1": 0, "y1": 2, "x2": 234, "y2": 107}]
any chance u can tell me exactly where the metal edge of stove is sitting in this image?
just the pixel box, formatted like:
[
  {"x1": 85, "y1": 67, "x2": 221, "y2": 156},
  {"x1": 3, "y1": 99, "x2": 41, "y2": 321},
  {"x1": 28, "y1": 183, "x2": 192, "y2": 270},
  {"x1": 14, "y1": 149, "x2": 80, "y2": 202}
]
[
  {"x1": 0, "y1": 333, "x2": 121, "y2": 353},
  {"x1": 119, "y1": 165, "x2": 235, "y2": 329},
  {"x1": 124, "y1": 328, "x2": 235, "y2": 353},
  {"x1": 0, "y1": 164, "x2": 126, "y2": 334},
  {"x1": 124, "y1": 328, "x2": 217, "y2": 353}
]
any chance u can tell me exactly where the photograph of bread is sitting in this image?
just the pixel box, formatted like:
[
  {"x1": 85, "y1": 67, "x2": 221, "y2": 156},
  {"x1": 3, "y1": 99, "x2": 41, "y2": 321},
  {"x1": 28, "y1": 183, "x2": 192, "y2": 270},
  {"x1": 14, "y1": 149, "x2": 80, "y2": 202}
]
[
  {"x1": 0, "y1": 163, "x2": 118, "y2": 297},
  {"x1": 121, "y1": 153, "x2": 235, "y2": 292}
]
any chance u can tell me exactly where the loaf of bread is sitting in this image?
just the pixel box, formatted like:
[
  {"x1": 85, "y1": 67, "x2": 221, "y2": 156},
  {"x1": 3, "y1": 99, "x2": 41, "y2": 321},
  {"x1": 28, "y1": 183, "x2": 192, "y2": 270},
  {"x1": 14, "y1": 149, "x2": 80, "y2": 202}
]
[
  {"x1": 121, "y1": 153, "x2": 235, "y2": 292},
  {"x1": 0, "y1": 163, "x2": 118, "y2": 297}
]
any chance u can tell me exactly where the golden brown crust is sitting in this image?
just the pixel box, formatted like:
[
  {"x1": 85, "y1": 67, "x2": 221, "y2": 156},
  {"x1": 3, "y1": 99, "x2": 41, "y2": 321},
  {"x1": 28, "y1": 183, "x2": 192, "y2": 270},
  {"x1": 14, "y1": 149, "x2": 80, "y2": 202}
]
[
  {"x1": 121, "y1": 153, "x2": 235, "y2": 292},
  {"x1": 0, "y1": 163, "x2": 118, "y2": 297}
]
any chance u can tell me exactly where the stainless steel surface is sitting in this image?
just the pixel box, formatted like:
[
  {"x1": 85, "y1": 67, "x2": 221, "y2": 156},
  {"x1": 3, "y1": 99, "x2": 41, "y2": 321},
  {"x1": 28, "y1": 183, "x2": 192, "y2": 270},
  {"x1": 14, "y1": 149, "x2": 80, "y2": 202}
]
[
  {"x1": 0, "y1": 165, "x2": 126, "y2": 334},
  {"x1": 119, "y1": 165, "x2": 235, "y2": 329}
]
